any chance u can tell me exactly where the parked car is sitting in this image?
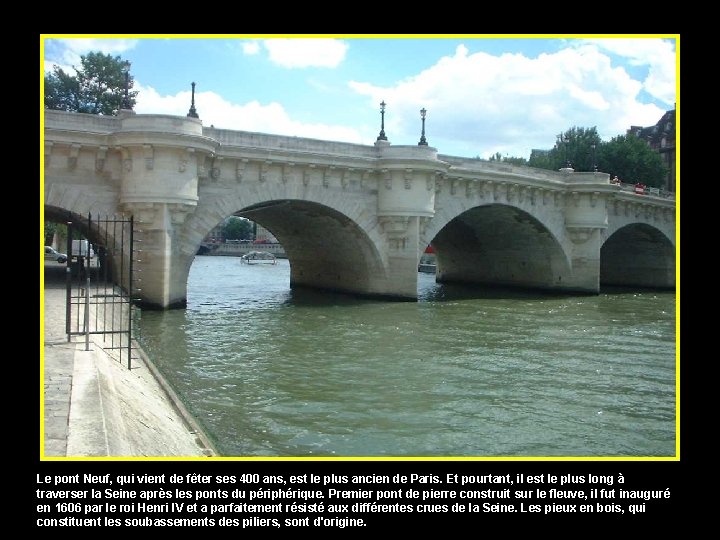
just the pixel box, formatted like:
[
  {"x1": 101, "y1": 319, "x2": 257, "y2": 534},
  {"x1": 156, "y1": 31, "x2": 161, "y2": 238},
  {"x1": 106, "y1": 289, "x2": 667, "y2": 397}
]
[{"x1": 45, "y1": 246, "x2": 67, "y2": 263}]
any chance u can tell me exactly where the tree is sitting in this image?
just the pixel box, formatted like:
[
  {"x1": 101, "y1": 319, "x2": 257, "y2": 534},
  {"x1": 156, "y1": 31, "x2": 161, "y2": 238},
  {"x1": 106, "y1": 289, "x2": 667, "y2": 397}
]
[
  {"x1": 223, "y1": 217, "x2": 253, "y2": 240},
  {"x1": 45, "y1": 52, "x2": 138, "y2": 115},
  {"x1": 528, "y1": 126, "x2": 601, "y2": 172},
  {"x1": 44, "y1": 222, "x2": 69, "y2": 246},
  {"x1": 598, "y1": 135, "x2": 667, "y2": 187},
  {"x1": 44, "y1": 221, "x2": 57, "y2": 245},
  {"x1": 528, "y1": 149, "x2": 555, "y2": 170},
  {"x1": 488, "y1": 151, "x2": 528, "y2": 166},
  {"x1": 503, "y1": 156, "x2": 528, "y2": 167},
  {"x1": 527, "y1": 126, "x2": 666, "y2": 186},
  {"x1": 44, "y1": 69, "x2": 80, "y2": 112}
]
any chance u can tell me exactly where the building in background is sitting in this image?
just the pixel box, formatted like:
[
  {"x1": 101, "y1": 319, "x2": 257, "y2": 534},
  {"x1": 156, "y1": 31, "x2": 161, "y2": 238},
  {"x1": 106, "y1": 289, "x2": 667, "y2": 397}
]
[
  {"x1": 627, "y1": 106, "x2": 676, "y2": 193},
  {"x1": 205, "y1": 223, "x2": 224, "y2": 243},
  {"x1": 201, "y1": 219, "x2": 279, "y2": 244},
  {"x1": 254, "y1": 224, "x2": 278, "y2": 243}
]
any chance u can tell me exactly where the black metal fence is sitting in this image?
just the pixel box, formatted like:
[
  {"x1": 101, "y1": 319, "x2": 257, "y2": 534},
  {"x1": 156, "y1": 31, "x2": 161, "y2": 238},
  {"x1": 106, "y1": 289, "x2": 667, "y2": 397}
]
[{"x1": 65, "y1": 213, "x2": 141, "y2": 369}]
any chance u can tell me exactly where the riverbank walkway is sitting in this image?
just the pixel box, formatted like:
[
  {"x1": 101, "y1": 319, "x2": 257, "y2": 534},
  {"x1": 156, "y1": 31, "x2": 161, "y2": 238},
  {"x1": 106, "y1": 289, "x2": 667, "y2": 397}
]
[{"x1": 42, "y1": 263, "x2": 217, "y2": 458}]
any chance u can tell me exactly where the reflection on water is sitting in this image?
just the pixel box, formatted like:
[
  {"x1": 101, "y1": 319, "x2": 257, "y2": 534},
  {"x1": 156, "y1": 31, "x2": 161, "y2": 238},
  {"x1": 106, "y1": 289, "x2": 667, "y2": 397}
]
[{"x1": 138, "y1": 256, "x2": 676, "y2": 457}]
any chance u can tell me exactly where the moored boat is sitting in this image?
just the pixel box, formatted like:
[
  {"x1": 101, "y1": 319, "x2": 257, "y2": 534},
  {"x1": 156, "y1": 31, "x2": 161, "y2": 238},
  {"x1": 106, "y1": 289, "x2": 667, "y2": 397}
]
[{"x1": 240, "y1": 251, "x2": 277, "y2": 264}]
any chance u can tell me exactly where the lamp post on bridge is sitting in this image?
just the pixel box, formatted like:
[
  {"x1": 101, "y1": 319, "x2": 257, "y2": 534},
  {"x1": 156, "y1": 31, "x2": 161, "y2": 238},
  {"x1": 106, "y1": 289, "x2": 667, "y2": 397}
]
[
  {"x1": 418, "y1": 107, "x2": 428, "y2": 146},
  {"x1": 187, "y1": 82, "x2": 199, "y2": 118},
  {"x1": 591, "y1": 143, "x2": 597, "y2": 172},
  {"x1": 557, "y1": 133, "x2": 571, "y2": 168},
  {"x1": 121, "y1": 62, "x2": 132, "y2": 110},
  {"x1": 376, "y1": 101, "x2": 388, "y2": 141}
]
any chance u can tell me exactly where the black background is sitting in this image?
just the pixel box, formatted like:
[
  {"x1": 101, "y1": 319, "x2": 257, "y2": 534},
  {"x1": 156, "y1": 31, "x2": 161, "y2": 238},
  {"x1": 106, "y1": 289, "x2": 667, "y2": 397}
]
[
  {"x1": 32, "y1": 460, "x2": 686, "y2": 527},
  {"x1": 35, "y1": 30, "x2": 687, "y2": 529}
]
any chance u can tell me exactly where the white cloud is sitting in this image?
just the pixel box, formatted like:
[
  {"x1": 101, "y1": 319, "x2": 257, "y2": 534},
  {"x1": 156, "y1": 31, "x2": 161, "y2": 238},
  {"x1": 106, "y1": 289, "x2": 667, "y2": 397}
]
[
  {"x1": 134, "y1": 83, "x2": 364, "y2": 143},
  {"x1": 56, "y1": 38, "x2": 138, "y2": 55},
  {"x1": 580, "y1": 38, "x2": 676, "y2": 104},
  {"x1": 580, "y1": 38, "x2": 674, "y2": 66},
  {"x1": 262, "y1": 38, "x2": 348, "y2": 68},
  {"x1": 348, "y1": 43, "x2": 671, "y2": 159},
  {"x1": 242, "y1": 41, "x2": 260, "y2": 55},
  {"x1": 44, "y1": 38, "x2": 138, "y2": 73},
  {"x1": 44, "y1": 60, "x2": 67, "y2": 73}
]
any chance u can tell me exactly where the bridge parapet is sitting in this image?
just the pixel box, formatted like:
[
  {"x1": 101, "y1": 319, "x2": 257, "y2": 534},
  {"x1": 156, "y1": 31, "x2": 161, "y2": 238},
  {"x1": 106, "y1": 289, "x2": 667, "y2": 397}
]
[
  {"x1": 45, "y1": 109, "x2": 119, "y2": 133},
  {"x1": 378, "y1": 143, "x2": 440, "y2": 162},
  {"x1": 565, "y1": 171, "x2": 611, "y2": 184},
  {"x1": 118, "y1": 112, "x2": 204, "y2": 136},
  {"x1": 204, "y1": 126, "x2": 378, "y2": 159},
  {"x1": 612, "y1": 189, "x2": 676, "y2": 207},
  {"x1": 439, "y1": 155, "x2": 568, "y2": 181}
]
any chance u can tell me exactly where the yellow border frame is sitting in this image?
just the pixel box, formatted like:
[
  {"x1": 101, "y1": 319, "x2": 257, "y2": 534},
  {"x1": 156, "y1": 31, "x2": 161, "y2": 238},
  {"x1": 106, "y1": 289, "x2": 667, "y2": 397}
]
[{"x1": 40, "y1": 34, "x2": 679, "y2": 462}]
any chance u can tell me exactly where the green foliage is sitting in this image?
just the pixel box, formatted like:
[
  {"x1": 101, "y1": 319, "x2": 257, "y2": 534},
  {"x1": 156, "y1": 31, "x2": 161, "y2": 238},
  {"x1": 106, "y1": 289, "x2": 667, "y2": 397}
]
[
  {"x1": 528, "y1": 126, "x2": 601, "y2": 172},
  {"x1": 44, "y1": 222, "x2": 69, "y2": 246},
  {"x1": 598, "y1": 135, "x2": 667, "y2": 188},
  {"x1": 44, "y1": 69, "x2": 80, "y2": 111},
  {"x1": 44, "y1": 221, "x2": 57, "y2": 245},
  {"x1": 504, "y1": 156, "x2": 528, "y2": 166},
  {"x1": 488, "y1": 151, "x2": 528, "y2": 166},
  {"x1": 45, "y1": 52, "x2": 138, "y2": 115},
  {"x1": 525, "y1": 125, "x2": 667, "y2": 187},
  {"x1": 528, "y1": 149, "x2": 555, "y2": 170},
  {"x1": 223, "y1": 217, "x2": 253, "y2": 240}
]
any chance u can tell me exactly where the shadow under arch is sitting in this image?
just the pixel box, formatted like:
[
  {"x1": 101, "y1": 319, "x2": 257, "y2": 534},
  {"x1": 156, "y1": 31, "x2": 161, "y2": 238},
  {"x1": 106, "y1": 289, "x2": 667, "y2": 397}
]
[
  {"x1": 44, "y1": 206, "x2": 99, "y2": 243},
  {"x1": 430, "y1": 203, "x2": 572, "y2": 293},
  {"x1": 44, "y1": 205, "x2": 135, "y2": 288},
  {"x1": 601, "y1": 223, "x2": 675, "y2": 289},
  {"x1": 197, "y1": 199, "x2": 389, "y2": 299}
]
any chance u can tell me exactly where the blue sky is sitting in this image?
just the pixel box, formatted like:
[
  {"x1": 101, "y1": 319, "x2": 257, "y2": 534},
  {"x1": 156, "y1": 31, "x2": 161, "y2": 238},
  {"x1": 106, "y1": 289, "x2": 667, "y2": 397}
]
[{"x1": 42, "y1": 35, "x2": 677, "y2": 159}]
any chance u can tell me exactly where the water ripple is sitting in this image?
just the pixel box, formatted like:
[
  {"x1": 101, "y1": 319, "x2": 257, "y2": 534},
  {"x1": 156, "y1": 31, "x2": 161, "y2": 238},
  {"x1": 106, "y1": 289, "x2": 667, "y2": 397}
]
[{"x1": 138, "y1": 256, "x2": 676, "y2": 457}]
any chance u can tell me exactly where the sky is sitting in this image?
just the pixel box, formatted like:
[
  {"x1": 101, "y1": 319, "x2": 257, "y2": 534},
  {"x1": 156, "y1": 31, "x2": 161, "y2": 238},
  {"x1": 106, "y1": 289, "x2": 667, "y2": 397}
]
[{"x1": 42, "y1": 35, "x2": 678, "y2": 160}]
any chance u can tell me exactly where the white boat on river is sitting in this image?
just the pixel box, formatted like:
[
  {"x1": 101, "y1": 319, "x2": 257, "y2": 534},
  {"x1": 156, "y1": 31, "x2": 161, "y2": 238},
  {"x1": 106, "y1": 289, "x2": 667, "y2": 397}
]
[{"x1": 240, "y1": 251, "x2": 277, "y2": 264}]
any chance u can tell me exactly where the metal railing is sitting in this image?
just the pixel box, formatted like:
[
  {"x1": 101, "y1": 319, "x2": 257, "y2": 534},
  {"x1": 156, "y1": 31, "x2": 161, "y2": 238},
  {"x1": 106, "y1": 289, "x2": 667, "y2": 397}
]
[
  {"x1": 611, "y1": 180, "x2": 675, "y2": 200},
  {"x1": 65, "y1": 213, "x2": 141, "y2": 369}
]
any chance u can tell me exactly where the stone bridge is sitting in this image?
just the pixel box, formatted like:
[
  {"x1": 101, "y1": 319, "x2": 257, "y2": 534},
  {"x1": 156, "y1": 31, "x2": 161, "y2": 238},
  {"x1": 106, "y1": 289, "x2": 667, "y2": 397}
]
[{"x1": 43, "y1": 110, "x2": 676, "y2": 309}]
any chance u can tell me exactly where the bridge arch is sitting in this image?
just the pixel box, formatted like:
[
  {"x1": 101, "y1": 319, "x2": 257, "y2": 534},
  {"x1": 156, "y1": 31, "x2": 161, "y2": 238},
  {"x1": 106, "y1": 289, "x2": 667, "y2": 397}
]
[
  {"x1": 424, "y1": 203, "x2": 573, "y2": 291},
  {"x1": 44, "y1": 204, "x2": 137, "y2": 285},
  {"x1": 180, "y1": 186, "x2": 390, "y2": 301},
  {"x1": 44, "y1": 205, "x2": 86, "y2": 235},
  {"x1": 44, "y1": 205, "x2": 125, "y2": 245},
  {"x1": 604, "y1": 210, "x2": 675, "y2": 248},
  {"x1": 601, "y1": 223, "x2": 675, "y2": 289}
]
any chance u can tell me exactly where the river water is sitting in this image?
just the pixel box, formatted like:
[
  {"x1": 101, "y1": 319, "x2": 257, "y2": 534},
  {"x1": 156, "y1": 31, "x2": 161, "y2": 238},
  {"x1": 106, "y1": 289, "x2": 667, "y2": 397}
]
[{"x1": 137, "y1": 256, "x2": 676, "y2": 457}]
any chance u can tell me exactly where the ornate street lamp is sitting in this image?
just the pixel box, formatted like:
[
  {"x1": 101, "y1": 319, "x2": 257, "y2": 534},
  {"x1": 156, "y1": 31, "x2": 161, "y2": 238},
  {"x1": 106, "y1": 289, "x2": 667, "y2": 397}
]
[
  {"x1": 376, "y1": 100, "x2": 387, "y2": 141},
  {"x1": 558, "y1": 133, "x2": 570, "y2": 168},
  {"x1": 591, "y1": 143, "x2": 598, "y2": 172},
  {"x1": 418, "y1": 108, "x2": 428, "y2": 146},
  {"x1": 121, "y1": 62, "x2": 132, "y2": 110},
  {"x1": 187, "y1": 82, "x2": 199, "y2": 118}
]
